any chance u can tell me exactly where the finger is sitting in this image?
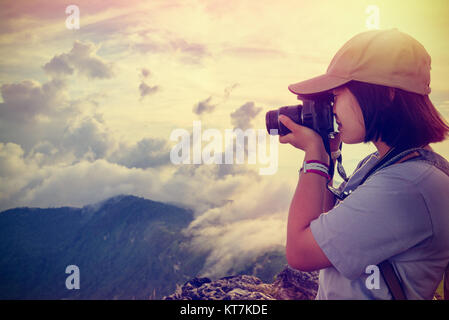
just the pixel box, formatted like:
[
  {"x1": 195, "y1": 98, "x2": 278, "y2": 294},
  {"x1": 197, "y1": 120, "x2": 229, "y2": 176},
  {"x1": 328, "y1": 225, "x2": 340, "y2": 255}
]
[
  {"x1": 278, "y1": 115, "x2": 299, "y2": 133},
  {"x1": 279, "y1": 133, "x2": 293, "y2": 144}
]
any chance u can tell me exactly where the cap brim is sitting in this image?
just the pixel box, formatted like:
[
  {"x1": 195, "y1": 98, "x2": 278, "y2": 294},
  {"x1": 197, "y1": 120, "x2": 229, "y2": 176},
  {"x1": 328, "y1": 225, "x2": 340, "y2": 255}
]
[{"x1": 288, "y1": 74, "x2": 351, "y2": 96}]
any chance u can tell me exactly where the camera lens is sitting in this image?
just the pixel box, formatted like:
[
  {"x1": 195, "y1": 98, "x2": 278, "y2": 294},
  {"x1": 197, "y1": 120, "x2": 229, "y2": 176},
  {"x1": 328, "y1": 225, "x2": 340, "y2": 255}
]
[
  {"x1": 265, "y1": 105, "x2": 302, "y2": 136},
  {"x1": 265, "y1": 110, "x2": 280, "y2": 135}
]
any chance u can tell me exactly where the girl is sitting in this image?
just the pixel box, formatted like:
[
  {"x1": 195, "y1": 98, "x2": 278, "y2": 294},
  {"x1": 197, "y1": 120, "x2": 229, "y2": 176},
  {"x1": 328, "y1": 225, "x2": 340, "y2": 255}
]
[{"x1": 280, "y1": 29, "x2": 449, "y2": 299}]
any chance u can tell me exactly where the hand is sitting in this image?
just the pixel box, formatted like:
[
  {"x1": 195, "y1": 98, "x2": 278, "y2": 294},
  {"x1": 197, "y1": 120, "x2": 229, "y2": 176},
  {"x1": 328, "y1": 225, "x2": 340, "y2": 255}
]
[{"x1": 278, "y1": 115, "x2": 324, "y2": 152}]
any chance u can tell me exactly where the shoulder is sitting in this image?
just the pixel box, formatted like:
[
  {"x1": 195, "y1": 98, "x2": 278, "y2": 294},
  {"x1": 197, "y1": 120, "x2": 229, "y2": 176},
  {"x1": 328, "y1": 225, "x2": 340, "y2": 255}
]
[
  {"x1": 369, "y1": 160, "x2": 449, "y2": 187},
  {"x1": 347, "y1": 161, "x2": 432, "y2": 207}
]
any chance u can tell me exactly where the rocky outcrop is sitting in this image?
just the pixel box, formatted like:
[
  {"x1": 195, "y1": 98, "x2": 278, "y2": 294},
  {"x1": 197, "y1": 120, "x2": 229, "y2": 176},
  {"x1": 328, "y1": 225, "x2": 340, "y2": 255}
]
[{"x1": 163, "y1": 265, "x2": 318, "y2": 300}]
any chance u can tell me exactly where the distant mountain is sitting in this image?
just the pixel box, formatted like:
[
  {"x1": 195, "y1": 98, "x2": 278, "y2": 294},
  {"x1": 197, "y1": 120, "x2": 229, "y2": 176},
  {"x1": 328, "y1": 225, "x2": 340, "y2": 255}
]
[{"x1": 0, "y1": 194, "x2": 286, "y2": 299}]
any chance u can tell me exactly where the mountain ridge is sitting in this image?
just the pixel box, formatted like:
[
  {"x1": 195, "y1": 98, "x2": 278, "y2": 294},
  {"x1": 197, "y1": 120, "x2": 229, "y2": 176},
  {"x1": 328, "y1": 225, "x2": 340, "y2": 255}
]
[{"x1": 0, "y1": 194, "x2": 286, "y2": 299}]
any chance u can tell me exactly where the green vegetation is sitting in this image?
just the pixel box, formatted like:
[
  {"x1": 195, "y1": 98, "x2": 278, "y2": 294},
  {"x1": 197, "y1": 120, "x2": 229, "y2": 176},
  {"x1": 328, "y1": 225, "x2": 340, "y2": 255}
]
[{"x1": 0, "y1": 195, "x2": 286, "y2": 299}]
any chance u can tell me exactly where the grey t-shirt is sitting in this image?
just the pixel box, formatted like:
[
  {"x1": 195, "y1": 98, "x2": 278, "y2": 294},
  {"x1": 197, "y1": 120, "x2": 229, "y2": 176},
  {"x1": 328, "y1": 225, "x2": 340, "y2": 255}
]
[{"x1": 310, "y1": 152, "x2": 449, "y2": 299}]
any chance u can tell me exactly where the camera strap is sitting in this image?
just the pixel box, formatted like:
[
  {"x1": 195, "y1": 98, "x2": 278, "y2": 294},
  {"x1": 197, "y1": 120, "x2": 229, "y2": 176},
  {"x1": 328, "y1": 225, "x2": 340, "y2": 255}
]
[
  {"x1": 324, "y1": 142, "x2": 349, "y2": 200},
  {"x1": 355, "y1": 144, "x2": 418, "y2": 187},
  {"x1": 335, "y1": 144, "x2": 349, "y2": 182},
  {"x1": 326, "y1": 144, "x2": 417, "y2": 201},
  {"x1": 321, "y1": 134, "x2": 349, "y2": 183}
]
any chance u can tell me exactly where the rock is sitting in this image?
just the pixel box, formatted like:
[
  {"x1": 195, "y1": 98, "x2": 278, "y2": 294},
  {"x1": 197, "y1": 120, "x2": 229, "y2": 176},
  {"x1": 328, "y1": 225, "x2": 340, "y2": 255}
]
[
  {"x1": 270, "y1": 265, "x2": 319, "y2": 300},
  {"x1": 163, "y1": 265, "x2": 318, "y2": 300}
]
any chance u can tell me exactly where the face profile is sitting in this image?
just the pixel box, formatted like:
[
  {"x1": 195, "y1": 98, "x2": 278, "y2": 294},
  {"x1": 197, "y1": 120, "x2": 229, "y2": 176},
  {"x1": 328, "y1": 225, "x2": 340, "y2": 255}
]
[{"x1": 331, "y1": 87, "x2": 366, "y2": 145}]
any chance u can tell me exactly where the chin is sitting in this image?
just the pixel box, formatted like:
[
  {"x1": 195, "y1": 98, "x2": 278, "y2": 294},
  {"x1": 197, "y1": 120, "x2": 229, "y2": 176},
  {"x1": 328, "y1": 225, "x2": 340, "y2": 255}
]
[{"x1": 341, "y1": 134, "x2": 364, "y2": 144}]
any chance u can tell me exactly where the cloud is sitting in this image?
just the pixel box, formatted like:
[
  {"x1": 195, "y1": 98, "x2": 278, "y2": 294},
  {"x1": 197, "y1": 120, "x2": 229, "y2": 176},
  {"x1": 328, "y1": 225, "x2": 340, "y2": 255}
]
[
  {"x1": 224, "y1": 83, "x2": 239, "y2": 100},
  {"x1": 141, "y1": 67, "x2": 151, "y2": 78},
  {"x1": 107, "y1": 138, "x2": 171, "y2": 169},
  {"x1": 0, "y1": 79, "x2": 264, "y2": 216},
  {"x1": 61, "y1": 116, "x2": 114, "y2": 161},
  {"x1": 42, "y1": 56, "x2": 74, "y2": 76},
  {"x1": 193, "y1": 84, "x2": 241, "y2": 115},
  {"x1": 0, "y1": 156, "x2": 163, "y2": 212},
  {"x1": 0, "y1": 78, "x2": 78, "y2": 155},
  {"x1": 0, "y1": 86, "x2": 287, "y2": 277},
  {"x1": 184, "y1": 176, "x2": 292, "y2": 278},
  {"x1": 43, "y1": 40, "x2": 114, "y2": 79},
  {"x1": 137, "y1": 68, "x2": 159, "y2": 99},
  {"x1": 133, "y1": 32, "x2": 210, "y2": 65},
  {"x1": 0, "y1": 135, "x2": 267, "y2": 221},
  {"x1": 230, "y1": 101, "x2": 263, "y2": 129},
  {"x1": 0, "y1": 76, "x2": 115, "y2": 163},
  {"x1": 0, "y1": 80, "x2": 263, "y2": 219},
  {"x1": 192, "y1": 96, "x2": 217, "y2": 115},
  {"x1": 0, "y1": 74, "x2": 119, "y2": 169},
  {"x1": 139, "y1": 81, "x2": 159, "y2": 99},
  {"x1": 170, "y1": 38, "x2": 210, "y2": 64},
  {"x1": 0, "y1": 142, "x2": 43, "y2": 206},
  {"x1": 221, "y1": 46, "x2": 286, "y2": 59},
  {"x1": 0, "y1": 142, "x2": 33, "y2": 180},
  {"x1": 158, "y1": 164, "x2": 257, "y2": 215},
  {"x1": 0, "y1": 78, "x2": 67, "y2": 122}
]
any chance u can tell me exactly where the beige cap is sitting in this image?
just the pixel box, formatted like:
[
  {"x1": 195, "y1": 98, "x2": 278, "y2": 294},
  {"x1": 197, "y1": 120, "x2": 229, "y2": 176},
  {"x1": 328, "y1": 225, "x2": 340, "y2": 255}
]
[{"x1": 288, "y1": 28, "x2": 431, "y2": 96}]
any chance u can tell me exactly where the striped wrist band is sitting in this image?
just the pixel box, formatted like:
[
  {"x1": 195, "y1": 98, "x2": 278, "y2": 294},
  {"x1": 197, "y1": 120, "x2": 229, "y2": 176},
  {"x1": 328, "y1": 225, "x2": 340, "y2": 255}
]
[{"x1": 300, "y1": 160, "x2": 331, "y2": 180}]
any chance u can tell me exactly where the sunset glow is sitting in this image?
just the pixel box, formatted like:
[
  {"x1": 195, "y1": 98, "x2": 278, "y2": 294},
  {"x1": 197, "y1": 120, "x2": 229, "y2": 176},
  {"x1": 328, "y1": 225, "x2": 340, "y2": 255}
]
[{"x1": 1, "y1": 0, "x2": 449, "y2": 277}]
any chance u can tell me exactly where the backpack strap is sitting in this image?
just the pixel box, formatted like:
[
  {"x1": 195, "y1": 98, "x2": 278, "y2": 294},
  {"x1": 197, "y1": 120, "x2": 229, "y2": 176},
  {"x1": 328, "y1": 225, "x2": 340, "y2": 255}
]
[
  {"x1": 376, "y1": 152, "x2": 420, "y2": 300},
  {"x1": 445, "y1": 265, "x2": 449, "y2": 300},
  {"x1": 379, "y1": 260, "x2": 407, "y2": 300},
  {"x1": 361, "y1": 146, "x2": 429, "y2": 300},
  {"x1": 373, "y1": 147, "x2": 449, "y2": 300}
]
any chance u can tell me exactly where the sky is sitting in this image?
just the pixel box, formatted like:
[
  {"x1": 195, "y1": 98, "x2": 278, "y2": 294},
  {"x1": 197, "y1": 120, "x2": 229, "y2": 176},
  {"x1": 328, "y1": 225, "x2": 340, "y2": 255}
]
[{"x1": 1, "y1": 0, "x2": 449, "y2": 278}]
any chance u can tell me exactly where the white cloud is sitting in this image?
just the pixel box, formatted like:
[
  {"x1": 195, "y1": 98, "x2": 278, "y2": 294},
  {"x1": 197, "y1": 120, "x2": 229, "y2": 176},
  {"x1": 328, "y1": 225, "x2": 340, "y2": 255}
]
[
  {"x1": 108, "y1": 137, "x2": 171, "y2": 169},
  {"x1": 0, "y1": 78, "x2": 77, "y2": 153},
  {"x1": 131, "y1": 28, "x2": 211, "y2": 65},
  {"x1": 0, "y1": 78, "x2": 67, "y2": 122},
  {"x1": 61, "y1": 115, "x2": 115, "y2": 161},
  {"x1": 43, "y1": 40, "x2": 114, "y2": 79},
  {"x1": 10, "y1": 159, "x2": 162, "y2": 211},
  {"x1": 184, "y1": 176, "x2": 292, "y2": 278},
  {"x1": 0, "y1": 142, "x2": 43, "y2": 206}
]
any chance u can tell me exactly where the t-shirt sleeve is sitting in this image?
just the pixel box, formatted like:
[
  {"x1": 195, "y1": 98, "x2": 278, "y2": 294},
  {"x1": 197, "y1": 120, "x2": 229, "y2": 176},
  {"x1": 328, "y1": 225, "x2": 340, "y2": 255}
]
[{"x1": 310, "y1": 166, "x2": 433, "y2": 280}]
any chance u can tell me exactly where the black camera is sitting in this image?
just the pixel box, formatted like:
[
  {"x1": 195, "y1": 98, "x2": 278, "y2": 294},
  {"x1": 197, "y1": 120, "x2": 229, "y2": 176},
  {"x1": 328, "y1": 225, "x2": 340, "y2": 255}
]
[
  {"x1": 266, "y1": 94, "x2": 343, "y2": 181},
  {"x1": 265, "y1": 95, "x2": 336, "y2": 138}
]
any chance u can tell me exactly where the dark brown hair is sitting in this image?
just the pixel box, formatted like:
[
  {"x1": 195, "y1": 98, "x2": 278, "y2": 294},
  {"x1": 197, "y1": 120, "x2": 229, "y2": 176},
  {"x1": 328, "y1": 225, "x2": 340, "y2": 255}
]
[{"x1": 344, "y1": 80, "x2": 449, "y2": 149}]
